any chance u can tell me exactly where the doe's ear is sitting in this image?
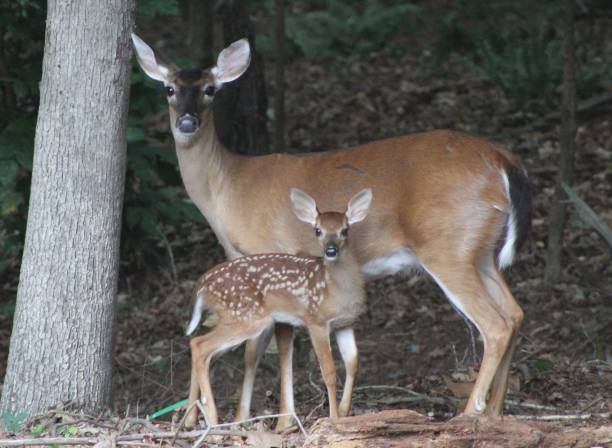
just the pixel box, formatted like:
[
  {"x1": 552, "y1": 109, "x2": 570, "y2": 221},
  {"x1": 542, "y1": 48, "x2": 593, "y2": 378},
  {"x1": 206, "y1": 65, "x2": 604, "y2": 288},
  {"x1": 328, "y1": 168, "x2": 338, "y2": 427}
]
[
  {"x1": 131, "y1": 33, "x2": 169, "y2": 82},
  {"x1": 346, "y1": 188, "x2": 373, "y2": 225},
  {"x1": 213, "y1": 38, "x2": 251, "y2": 84},
  {"x1": 290, "y1": 188, "x2": 319, "y2": 226}
]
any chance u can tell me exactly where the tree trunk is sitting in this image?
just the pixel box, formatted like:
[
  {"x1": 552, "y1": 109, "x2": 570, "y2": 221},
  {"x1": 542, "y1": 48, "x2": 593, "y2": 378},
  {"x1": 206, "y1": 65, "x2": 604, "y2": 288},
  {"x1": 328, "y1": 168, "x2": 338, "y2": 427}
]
[
  {"x1": 0, "y1": 0, "x2": 135, "y2": 417},
  {"x1": 544, "y1": 0, "x2": 576, "y2": 283},
  {"x1": 214, "y1": 0, "x2": 270, "y2": 155},
  {"x1": 273, "y1": 0, "x2": 286, "y2": 153},
  {"x1": 187, "y1": 0, "x2": 214, "y2": 68}
]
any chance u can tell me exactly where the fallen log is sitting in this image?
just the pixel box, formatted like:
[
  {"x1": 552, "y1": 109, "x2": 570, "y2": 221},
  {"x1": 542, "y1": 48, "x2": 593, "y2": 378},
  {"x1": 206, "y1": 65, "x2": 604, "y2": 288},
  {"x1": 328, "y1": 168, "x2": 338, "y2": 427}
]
[{"x1": 303, "y1": 409, "x2": 612, "y2": 448}]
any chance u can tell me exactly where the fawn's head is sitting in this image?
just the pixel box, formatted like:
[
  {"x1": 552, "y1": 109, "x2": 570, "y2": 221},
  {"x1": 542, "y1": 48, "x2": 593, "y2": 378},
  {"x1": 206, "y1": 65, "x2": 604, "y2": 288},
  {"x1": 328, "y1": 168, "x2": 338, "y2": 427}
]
[
  {"x1": 131, "y1": 34, "x2": 250, "y2": 142},
  {"x1": 290, "y1": 188, "x2": 373, "y2": 261}
]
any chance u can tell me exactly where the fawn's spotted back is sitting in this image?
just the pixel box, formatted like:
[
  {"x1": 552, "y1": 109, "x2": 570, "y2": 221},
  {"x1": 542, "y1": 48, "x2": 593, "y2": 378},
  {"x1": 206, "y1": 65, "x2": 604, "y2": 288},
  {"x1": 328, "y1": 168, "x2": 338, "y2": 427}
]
[{"x1": 194, "y1": 254, "x2": 329, "y2": 322}]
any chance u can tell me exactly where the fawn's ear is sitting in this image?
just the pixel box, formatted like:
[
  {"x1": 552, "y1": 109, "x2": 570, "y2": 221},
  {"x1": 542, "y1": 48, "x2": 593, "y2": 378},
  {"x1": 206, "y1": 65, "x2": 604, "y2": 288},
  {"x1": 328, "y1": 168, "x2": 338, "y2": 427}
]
[
  {"x1": 131, "y1": 33, "x2": 170, "y2": 82},
  {"x1": 212, "y1": 38, "x2": 251, "y2": 84},
  {"x1": 290, "y1": 188, "x2": 318, "y2": 226},
  {"x1": 346, "y1": 188, "x2": 373, "y2": 225}
]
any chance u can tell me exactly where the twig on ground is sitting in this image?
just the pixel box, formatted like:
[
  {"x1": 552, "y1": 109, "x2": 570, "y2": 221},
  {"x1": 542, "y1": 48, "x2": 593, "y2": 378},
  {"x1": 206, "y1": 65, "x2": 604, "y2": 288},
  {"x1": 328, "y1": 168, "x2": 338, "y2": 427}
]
[
  {"x1": 562, "y1": 183, "x2": 612, "y2": 249},
  {"x1": 354, "y1": 385, "x2": 450, "y2": 406},
  {"x1": 158, "y1": 226, "x2": 179, "y2": 288},
  {"x1": 504, "y1": 399, "x2": 558, "y2": 411},
  {"x1": 506, "y1": 92, "x2": 612, "y2": 135},
  {"x1": 516, "y1": 412, "x2": 611, "y2": 421},
  {"x1": 119, "y1": 418, "x2": 160, "y2": 435}
]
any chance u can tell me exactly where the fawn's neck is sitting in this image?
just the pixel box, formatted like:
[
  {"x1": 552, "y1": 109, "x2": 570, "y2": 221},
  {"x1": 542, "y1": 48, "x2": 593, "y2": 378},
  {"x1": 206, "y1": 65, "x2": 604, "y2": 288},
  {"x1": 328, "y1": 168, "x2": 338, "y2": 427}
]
[{"x1": 324, "y1": 250, "x2": 364, "y2": 293}]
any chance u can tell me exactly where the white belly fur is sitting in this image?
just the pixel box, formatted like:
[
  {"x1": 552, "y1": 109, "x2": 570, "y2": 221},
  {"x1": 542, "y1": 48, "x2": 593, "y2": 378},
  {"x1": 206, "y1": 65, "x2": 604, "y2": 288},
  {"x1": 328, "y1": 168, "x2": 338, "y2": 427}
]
[{"x1": 361, "y1": 247, "x2": 421, "y2": 280}]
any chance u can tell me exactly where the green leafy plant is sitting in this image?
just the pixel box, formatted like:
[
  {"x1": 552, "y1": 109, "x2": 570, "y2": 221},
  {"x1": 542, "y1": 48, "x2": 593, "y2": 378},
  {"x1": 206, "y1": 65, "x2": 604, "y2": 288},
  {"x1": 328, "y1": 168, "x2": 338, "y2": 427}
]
[
  {"x1": 0, "y1": 0, "x2": 44, "y2": 279},
  {"x1": 0, "y1": 0, "x2": 199, "y2": 282},
  {"x1": 1, "y1": 410, "x2": 27, "y2": 433},
  {"x1": 29, "y1": 424, "x2": 45, "y2": 436},
  {"x1": 122, "y1": 68, "x2": 201, "y2": 266},
  {"x1": 285, "y1": 0, "x2": 418, "y2": 59},
  {"x1": 475, "y1": 37, "x2": 563, "y2": 102},
  {"x1": 57, "y1": 425, "x2": 78, "y2": 437},
  {"x1": 433, "y1": 0, "x2": 610, "y2": 102}
]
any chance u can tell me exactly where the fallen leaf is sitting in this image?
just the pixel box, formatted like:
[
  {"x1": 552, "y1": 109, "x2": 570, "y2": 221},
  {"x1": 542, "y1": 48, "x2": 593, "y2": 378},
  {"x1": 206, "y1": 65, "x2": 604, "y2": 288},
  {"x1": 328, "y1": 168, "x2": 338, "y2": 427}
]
[{"x1": 245, "y1": 430, "x2": 283, "y2": 448}]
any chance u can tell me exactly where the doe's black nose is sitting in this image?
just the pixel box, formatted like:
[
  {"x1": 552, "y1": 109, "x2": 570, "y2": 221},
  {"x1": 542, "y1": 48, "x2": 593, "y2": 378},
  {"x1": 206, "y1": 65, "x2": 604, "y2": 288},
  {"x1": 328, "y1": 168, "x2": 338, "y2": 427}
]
[
  {"x1": 176, "y1": 114, "x2": 200, "y2": 133},
  {"x1": 324, "y1": 244, "x2": 338, "y2": 259}
]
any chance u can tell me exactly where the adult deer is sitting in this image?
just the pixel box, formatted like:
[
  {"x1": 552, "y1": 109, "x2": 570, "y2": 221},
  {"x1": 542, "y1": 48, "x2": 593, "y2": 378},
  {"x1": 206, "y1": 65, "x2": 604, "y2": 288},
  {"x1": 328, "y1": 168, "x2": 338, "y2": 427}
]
[
  {"x1": 132, "y1": 34, "x2": 531, "y2": 428},
  {"x1": 185, "y1": 188, "x2": 371, "y2": 426}
]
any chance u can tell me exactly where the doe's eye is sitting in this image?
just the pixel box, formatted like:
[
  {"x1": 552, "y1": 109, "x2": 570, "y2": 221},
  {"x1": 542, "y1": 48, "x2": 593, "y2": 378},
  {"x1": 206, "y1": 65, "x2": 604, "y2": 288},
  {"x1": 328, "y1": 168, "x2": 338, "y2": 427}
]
[
  {"x1": 204, "y1": 85, "x2": 216, "y2": 96},
  {"x1": 165, "y1": 86, "x2": 175, "y2": 97},
  {"x1": 315, "y1": 227, "x2": 322, "y2": 237},
  {"x1": 341, "y1": 228, "x2": 349, "y2": 237}
]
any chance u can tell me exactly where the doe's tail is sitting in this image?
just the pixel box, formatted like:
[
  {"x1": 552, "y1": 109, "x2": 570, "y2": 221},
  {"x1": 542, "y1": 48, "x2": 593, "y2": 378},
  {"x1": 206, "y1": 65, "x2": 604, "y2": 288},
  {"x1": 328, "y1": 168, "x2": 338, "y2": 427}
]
[
  {"x1": 186, "y1": 292, "x2": 206, "y2": 336},
  {"x1": 498, "y1": 165, "x2": 532, "y2": 269}
]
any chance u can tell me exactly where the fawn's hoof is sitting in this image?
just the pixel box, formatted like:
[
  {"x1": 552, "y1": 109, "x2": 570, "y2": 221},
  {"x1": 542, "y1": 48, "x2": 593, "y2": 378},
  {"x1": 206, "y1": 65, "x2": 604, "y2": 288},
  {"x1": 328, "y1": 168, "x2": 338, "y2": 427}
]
[{"x1": 274, "y1": 415, "x2": 295, "y2": 433}]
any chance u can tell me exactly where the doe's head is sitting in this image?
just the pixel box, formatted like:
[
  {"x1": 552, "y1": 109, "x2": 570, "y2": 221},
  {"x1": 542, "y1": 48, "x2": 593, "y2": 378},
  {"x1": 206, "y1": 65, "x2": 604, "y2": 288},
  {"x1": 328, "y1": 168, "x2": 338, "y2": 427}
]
[
  {"x1": 131, "y1": 33, "x2": 250, "y2": 137},
  {"x1": 290, "y1": 188, "x2": 373, "y2": 261}
]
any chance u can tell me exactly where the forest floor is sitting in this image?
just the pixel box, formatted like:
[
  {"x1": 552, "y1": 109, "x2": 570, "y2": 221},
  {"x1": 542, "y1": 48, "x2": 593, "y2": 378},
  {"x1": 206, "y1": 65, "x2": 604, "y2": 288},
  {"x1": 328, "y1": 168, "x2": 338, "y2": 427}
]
[{"x1": 1, "y1": 17, "x2": 611, "y2": 448}]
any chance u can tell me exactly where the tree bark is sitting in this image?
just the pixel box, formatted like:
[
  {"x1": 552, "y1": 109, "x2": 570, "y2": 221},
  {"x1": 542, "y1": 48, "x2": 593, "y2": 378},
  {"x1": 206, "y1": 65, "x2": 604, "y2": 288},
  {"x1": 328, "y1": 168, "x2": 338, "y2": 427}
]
[
  {"x1": 187, "y1": 0, "x2": 214, "y2": 68},
  {"x1": 304, "y1": 410, "x2": 612, "y2": 448},
  {"x1": 0, "y1": 0, "x2": 135, "y2": 417},
  {"x1": 273, "y1": 0, "x2": 286, "y2": 153},
  {"x1": 214, "y1": 0, "x2": 270, "y2": 155},
  {"x1": 544, "y1": 0, "x2": 576, "y2": 283}
]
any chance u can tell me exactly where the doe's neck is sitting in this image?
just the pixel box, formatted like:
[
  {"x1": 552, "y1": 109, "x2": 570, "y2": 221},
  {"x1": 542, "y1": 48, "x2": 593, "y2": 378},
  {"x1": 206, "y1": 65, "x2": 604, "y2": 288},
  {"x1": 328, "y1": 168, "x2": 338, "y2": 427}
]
[{"x1": 171, "y1": 108, "x2": 241, "y2": 213}]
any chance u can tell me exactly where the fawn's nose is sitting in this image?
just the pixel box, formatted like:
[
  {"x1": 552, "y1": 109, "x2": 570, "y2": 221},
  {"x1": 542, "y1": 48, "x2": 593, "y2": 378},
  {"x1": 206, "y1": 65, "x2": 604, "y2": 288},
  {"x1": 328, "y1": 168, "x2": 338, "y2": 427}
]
[
  {"x1": 324, "y1": 243, "x2": 338, "y2": 259},
  {"x1": 176, "y1": 114, "x2": 200, "y2": 133}
]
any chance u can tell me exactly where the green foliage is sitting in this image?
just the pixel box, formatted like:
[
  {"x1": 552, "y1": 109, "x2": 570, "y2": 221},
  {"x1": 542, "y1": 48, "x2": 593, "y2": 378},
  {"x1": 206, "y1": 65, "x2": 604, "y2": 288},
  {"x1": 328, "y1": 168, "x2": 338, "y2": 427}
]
[
  {"x1": 1, "y1": 410, "x2": 27, "y2": 433},
  {"x1": 122, "y1": 69, "x2": 201, "y2": 265},
  {"x1": 0, "y1": 297, "x2": 16, "y2": 317},
  {"x1": 29, "y1": 424, "x2": 44, "y2": 436},
  {"x1": 434, "y1": 0, "x2": 610, "y2": 102},
  {"x1": 57, "y1": 425, "x2": 78, "y2": 437},
  {"x1": 535, "y1": 358, "x2": 554, "y2": 373},
  {"x1": 137, "y1": 0, "x2": 180, "y2": 18},
  {"x1": 434, "y1": 0, "x2": 563, "y2": 102},
  {"x1": 475, "y1": 38, "x2": 563, "y2": 102},
  {"x1": 285, "y1": 0, "x2": 418, "y2": 59},
  {"x1": 0, "y1": 0, "x2": 198, "y2": 278},
  {"x1": 0, "y1": 0, "x2": 44, "y2": 277}
]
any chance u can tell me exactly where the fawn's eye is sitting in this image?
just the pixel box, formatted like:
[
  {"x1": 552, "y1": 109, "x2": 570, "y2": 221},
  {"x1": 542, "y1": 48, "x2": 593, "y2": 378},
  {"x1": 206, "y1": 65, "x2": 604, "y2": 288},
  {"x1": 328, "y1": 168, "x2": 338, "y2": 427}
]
[
  {"x1": 204, "y1": 85, "x2": 216, "y2": 96},
  {"x1": 315, "y1": 227, "x2": 322, "y2": 237},
  {"x1": 341, "y1": 228, "x2": 348, "y2": 237},
  {"x1": 165, "y1": 86, "x2": 175, "y2": 97}
]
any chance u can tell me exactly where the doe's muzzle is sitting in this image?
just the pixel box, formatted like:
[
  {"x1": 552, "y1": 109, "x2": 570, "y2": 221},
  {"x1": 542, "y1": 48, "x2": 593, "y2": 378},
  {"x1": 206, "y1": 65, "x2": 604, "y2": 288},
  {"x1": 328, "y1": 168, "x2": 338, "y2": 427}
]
[
  {"x1": 176, "y1": 114, "x2": 200, "y2": 134},
  {"x1": 324, "y1": 243, "x2": 339, "y2": 259}
]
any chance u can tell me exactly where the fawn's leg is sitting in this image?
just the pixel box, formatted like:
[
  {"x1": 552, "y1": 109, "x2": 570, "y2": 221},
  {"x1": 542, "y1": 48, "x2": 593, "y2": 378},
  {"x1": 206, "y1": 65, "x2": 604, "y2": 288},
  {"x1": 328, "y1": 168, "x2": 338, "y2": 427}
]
[
  {"x1": 308, "y1": 324, "x2": 339, "y2": 419},
  {"x1": 335, "y1": 327, "x2": 359, "y2": 417},
  {"x1": 185, "y1": 357, "x2": 202, "y2": 427},
  {"x1": 235, "y1": 325, "x2": 273, "y2": 422},
  {"x1": 188, "y1": 322, "x2": 268, "y2": 426},
  {"x1": 274, "y1": 324, "x2": 296, "y2": 431}
]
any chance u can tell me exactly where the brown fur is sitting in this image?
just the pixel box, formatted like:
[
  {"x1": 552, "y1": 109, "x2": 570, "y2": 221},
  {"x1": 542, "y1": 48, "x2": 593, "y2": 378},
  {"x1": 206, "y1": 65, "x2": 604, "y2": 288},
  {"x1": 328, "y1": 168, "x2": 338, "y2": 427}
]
[
  {"x1": 133, "y1": 37, "x2": 530, "y2": 426},
  {"x1": 186, "y1": 208, "x2": 365, "y2": 427}
]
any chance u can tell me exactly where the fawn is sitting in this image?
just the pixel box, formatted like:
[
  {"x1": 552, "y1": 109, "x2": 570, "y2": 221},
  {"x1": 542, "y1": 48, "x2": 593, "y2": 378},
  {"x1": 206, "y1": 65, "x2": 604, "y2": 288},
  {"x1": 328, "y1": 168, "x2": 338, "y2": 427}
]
[{"x1": 184, "y1": 188, "x2": 373, "y2": 427}]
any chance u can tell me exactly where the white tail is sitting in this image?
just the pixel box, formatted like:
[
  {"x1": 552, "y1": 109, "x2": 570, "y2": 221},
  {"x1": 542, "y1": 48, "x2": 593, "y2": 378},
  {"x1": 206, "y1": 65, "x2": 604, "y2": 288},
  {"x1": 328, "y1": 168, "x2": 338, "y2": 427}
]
[
  {"x1": 184, "y1": 189, "x2": 371, "y2": 427},
  {"x1": 132, "y1": 34, "x2": 531, "y2": 426}
]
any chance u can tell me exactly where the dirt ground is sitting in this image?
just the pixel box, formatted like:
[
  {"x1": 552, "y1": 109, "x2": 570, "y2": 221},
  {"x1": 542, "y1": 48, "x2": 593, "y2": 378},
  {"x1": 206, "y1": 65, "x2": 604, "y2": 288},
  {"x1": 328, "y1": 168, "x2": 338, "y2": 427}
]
[{"x1": 1, "y1": 8, "x2": 611, "y2": 444}]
